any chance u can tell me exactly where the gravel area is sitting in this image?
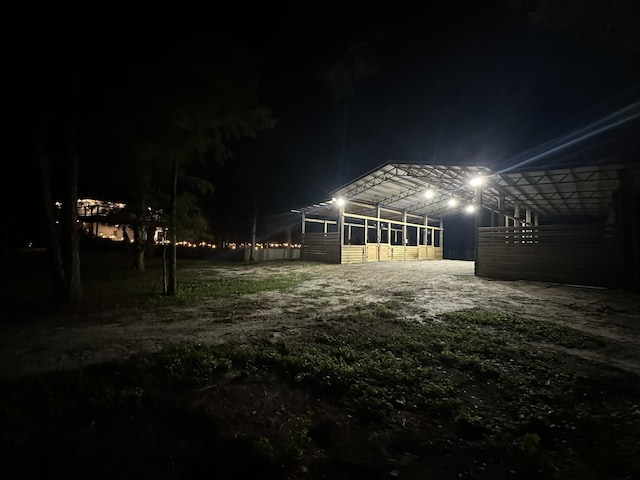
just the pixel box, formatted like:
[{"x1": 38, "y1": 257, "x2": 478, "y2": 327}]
[{"x1": 1, "y1": 260, "x2": 639, "y2": 378}]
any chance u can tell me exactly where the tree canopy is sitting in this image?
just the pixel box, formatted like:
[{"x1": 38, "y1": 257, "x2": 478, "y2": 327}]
[
  {"x1": 511, "y1": 0, "x2": 640, "y2": 51},
  {"x1": 5, "y1": 5, "x2": 275, "y2": 299}
]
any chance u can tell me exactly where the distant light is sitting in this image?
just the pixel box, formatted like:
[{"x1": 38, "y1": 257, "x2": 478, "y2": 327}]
[
  {"x1": 469, "y1": 176, "x2": 484, "y2": 187},
  {"x1": 465, "y1": 205, "x2": 476, "y2": 213},
  {"x1": 447, "y1": 198, "x2": 458, "y2": 207},
  {"x1": 335, "y1": 197, "x2": 346, "y2": 207},
  {"x1": 424, "y1": 189, "x2": 435, "y2": 199}
]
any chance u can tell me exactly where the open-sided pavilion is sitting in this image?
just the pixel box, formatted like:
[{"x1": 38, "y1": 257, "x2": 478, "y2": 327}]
[{"x1": 293, "y1": 162, "x2": 639, "y2": 290}]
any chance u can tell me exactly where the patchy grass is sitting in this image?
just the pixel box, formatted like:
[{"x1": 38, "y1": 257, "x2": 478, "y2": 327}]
[
  {"x1": 171, "y1": 273, "x2": 309, "y2": 305},
  {"x1": 1, "y1": 252, "x2": 309, "y2": 316},
  {"x1": 82, "y1": 256, "x2": 310, "y2": 310},
  {"x1": 1, "y1": 306, "x2": 638, "y2": 479}
]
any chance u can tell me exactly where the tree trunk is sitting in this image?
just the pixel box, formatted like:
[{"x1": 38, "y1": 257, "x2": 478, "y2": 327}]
[
  {"x1": 167, "y1": 158, "x2": 178, "y2": 295},
  {"x1": 60, "y1": 149, "x2": 82, "y2": 301},
  {"x1": 122, "y1": 226, "x2": 131, "y2": 256},
  {"x1": 37, "y1": 127, "x2": 83, "y2": 302},
  {"x1": 131, "y1": 193, "x2": 147, "y2": 272},
  {"x1": 162, "y1": 237, "x2": 168, "y2": 295},
  {"x1": 132, "y1": 225, "x2": 146, "y2": 272},
  {"x1": 136, "y1": 249, "x2": 145, "y2": 272},
  {"x1": 250, "y1": 207, "x2": 257, "y2": 261},
  {"x1": 145, "y1": 224, "x2": 156, "y2": 259},
  {"x1": 37, "y1": 142, "x2": 66, "y2": 300}
]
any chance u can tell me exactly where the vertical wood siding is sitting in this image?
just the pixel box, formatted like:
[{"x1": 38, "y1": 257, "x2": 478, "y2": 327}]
[{"x1": 476, "y1": 224, "x2": 627, "y2": 288}]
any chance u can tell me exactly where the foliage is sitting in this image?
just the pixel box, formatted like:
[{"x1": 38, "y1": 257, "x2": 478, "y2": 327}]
[
  {"x1": 174, "y1": 191, "x2": 214, "y2": 243},
  {"x1": 322, "y1": 39, "x2": 378, "y2": 184},
  {"x1": 511, "y1": 0, "x2": 640, "y2": 51},
  {"x1": 324, "y1": 41, "x2": 378, "y2": 101},
  {"x1": 84, "y1": 29, "x2": 276, "y2": 276}
]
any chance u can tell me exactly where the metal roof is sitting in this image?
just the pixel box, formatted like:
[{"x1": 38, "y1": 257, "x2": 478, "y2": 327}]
[{"x1": 294, "y1": 162, "x2": 623, "y2": 221}]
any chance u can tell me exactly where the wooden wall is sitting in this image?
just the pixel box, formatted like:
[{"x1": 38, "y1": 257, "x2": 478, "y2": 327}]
[
  {"x1": 404, "y1": 246, "x2": 420, "y2": 260},
  {"x1": 301, "y1": 232, "x2": 340, "y2": 263},
  {"x1": 302, "y1": 233, "x2": 444, "y2": 265},
  {"x1": 341, "y1": 244, "x2": 443, "y2": 263},
  {"x1": 476, "y1": 224, "x2": 628, "y2": 289},
  {"x1": 418, "y1": 246, "x2": 442, "y2": 259},
  {"x1": 367, "y1": 245, "x2": 378, "y2": 261},
  {"x1": 342, "y1": 245, "x2": 366, "y2": 263}
]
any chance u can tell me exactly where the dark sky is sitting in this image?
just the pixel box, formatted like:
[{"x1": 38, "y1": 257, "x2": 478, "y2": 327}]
[
  {"x1": 212, "y1": 1, "x2": 640, "y2": 240},
  {"x1": 4, "y1": 2, "x2": 640, "y2": 245}
]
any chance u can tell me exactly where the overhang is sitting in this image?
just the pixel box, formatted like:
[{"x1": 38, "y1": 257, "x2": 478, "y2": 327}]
[{"x1": 293, "y1": 162, "x2": 623, "y2": 221}]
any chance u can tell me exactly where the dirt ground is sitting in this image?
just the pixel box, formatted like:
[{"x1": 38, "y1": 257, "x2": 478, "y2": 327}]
[{"x1": 1, "y1": 260, "x2": 639, "y2": 379}]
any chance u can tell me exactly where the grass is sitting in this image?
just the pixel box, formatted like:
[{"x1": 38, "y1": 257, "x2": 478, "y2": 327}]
[
  {"x1": 172, "y1": 273, "x2": 308, "y2": 305},
  {"x1": 1, "y1": 251, "x2": 309, "y2": 315},
  {"x1": 1, "y1": 302, "x2": 638, "y2": 479},
  {"x1": 1, "y1": 253, "x2": 638, "y2": 477}
]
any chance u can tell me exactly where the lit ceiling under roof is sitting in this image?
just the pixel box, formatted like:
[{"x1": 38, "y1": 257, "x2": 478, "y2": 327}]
[{"x1": 294, "y1": 162, "x2": 623, "y2": 220}]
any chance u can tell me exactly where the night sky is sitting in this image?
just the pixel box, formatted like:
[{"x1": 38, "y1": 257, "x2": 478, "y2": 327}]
[{"x1": 4, "y1": 2, "x2": 640, "y2": 248}]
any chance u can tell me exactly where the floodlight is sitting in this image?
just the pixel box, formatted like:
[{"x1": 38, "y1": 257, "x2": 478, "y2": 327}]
[
  {"x1": 447, "y1": 198, "x2": 458, "y2": 207},
  {"x1": 465, "y1": 205, "x2": 476, "y2": 213},
  {"x1": 335, "y1": 197, "x2": 346, "y2": 207},
  {"x1": 424, "y1": 189, "x2": 435, "y2": 199},
  {"x1": 469, "y1": 176, "x2": 484, "y2": 187}
]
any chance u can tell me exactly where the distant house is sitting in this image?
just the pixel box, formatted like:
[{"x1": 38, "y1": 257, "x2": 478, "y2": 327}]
[{"x1": 75, "y1": 198, "x2": 134, "y2": 241}]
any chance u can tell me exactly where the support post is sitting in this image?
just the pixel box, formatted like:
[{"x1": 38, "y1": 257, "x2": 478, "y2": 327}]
[
  {"x1": 491, "y1": 204, "x2": 496, "y2": 227},
  {"x1": 338, "y1": 204, "x2": 345, "y2": 263},
  {"x1": 402, "y1": 210, "x2": 407, "y2": 247},
  {"x1": 513, "y1": 203, "x2": 520, "y2": 243},
  {"x1": 376, "y1": 204, "x2": 381, "y2": 244},
  {"x1": 364, "y1": 219, "x2": 368, "y2": 244},
  {"x1": 474, "y1": 185, "x2": 482, "y2": 274},
  {"x1": 424, "y1": 214, "x2": 429, "y2": 246}
]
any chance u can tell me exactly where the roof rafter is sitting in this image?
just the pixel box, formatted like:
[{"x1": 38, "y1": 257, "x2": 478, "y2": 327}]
[{"x1": 296, "y1": 162, "x2": 623, "y2": 220}]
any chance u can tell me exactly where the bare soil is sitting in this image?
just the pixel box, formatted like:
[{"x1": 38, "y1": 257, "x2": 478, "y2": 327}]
[
  {"x1": 2, "y1": 258, "x2": 640, "y2": 479},
  {"x1": 2, "y1": 260, "x2": 639, "y2": 379}
]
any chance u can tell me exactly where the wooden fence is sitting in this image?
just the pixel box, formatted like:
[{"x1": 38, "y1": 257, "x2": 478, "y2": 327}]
[
  {"x1": 476, "y1": 224, "x2": 627, "y2": 288},
  {"x1": 301, "y1": 232, "x2": 341, "y2": 263},
  {"x1": 244, "y1": 247, "x2": 300, "y2": 262}
]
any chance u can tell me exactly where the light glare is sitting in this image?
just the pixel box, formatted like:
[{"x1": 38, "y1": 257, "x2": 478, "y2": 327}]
[
  {"x1": 424, "y1": 189, "x2": 435, "y2": 199},
  {"x1": 447, "y1": 198, "x2": 457, "y2": 207},
  {"x1": 465, "y1": 205, "x2": 475, "y2": 213},
  {"x1": 469, "y1": 176, "x2": 484, "y2": 187}
]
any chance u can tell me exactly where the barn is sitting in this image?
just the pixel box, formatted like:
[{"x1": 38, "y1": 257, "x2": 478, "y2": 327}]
[{"x1": 293, "y1": 162, "x2": 639, "y2": 290}]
